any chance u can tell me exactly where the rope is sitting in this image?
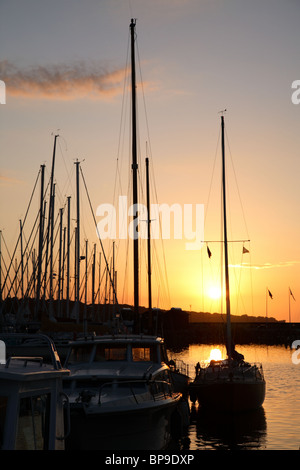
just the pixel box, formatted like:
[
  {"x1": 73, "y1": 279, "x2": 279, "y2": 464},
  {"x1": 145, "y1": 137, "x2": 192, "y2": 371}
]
[{"x1": 79, "y1": 166, "x2": 119, "y2": 309}]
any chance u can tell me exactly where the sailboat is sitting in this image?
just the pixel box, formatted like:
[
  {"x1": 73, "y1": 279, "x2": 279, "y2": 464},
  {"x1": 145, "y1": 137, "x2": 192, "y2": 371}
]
[
  {"x1": 189, "y1": 114, "x2": 265, "y2": 412},
  {"x1": 62, "y1": 19, "x2": 189, "y2": 450}
]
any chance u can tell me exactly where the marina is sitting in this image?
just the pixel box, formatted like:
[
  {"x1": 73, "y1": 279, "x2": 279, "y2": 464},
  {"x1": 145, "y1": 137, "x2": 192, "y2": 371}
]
[
  {"x1": 1, "y1": 334, "x2": 299, "y2": 450},
  {"x1": 1, "y1": 2, "x2": 300, "y2": 454}
]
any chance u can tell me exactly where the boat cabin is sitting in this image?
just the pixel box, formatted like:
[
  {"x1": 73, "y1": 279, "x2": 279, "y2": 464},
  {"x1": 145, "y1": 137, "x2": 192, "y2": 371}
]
[
  {"x1": 64, "y1": 334, "x2": 168, "y2": 368},
  {"x1": 0, "y1": 356, "x2": 70, "y2": 450}
]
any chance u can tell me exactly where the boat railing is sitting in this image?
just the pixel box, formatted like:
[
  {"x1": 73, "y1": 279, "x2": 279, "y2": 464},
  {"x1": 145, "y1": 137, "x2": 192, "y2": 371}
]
[
  {"x1": 196, "y1": 360, "x2": 264, "y2": 382},
  {"x1": 169, "y1": 358, "x2": 189, "y2": 377},
  {"x1": 0, "y1": 333, "x2": 63, "y2": 370},
  {"x1": 97, "y1": 379, "x2": 173, "y2": 405}
]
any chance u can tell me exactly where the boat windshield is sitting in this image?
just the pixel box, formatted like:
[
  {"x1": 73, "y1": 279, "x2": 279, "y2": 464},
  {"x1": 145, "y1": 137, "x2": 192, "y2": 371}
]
[
  {"x1": 132, "y1": 345, "x2": 157, "y2": 362},
  {"x1": 67, "y1": 342, "x2": 159, "y2": 364},
  {"x1": 93, "y1": 343, "x2": 158, "y2": 362},
  {"x1": 103, "y1": 346, "x2": 127, "y2": 361}
]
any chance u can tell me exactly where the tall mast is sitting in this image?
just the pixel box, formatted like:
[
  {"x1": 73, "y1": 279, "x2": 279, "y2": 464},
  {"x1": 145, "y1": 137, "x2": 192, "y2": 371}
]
[
  {"x1": 221, "y1": 114, "x2": 232, "y2": 360},
  {"x1": 92, "y1": 243, "x2": 96, "y2": 310},
  {"x1": 49, "y1": 183, "x2": 55, "y2": 302},
  {"x1": 66, "y1": 195, "x2": 71, "y2": 318},
  {"x1": 43, "y1": 134, "x2": 58, "y2": 301},
  {"x1": 130, "y1": 18, "x2": 139, "y2": 314},
  {"x1": 74, "y1": 159, "x2": 80, "y2": 322},
  {"x1": 35, "y1": 164, "x2": 45, "y2": 318},
  {"x1": 58, "y1": 207, "x2": 63, "y2": 304},
  {"x1": 19, "y1": 219, "x2": 23, "y2": 298},
  {"x1": 146, "y1": 157, "x2": 152, "y2": 311}
]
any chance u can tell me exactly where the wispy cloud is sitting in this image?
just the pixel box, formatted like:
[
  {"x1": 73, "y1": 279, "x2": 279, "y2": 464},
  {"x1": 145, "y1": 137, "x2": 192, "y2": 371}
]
[
  {"x1": 0, "y1": 174, "x2": 25, "y2": 186},
  {"x1": 230, "y1": 261, "x2": 300, "y2": 270},
  {"x1": 0, "y1": 60, "x2": 127, "y2": 101}
]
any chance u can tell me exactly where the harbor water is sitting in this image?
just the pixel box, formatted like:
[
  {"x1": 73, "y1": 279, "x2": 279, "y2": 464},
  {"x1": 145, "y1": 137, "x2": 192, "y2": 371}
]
[{"x1": 169, "y1": 343, "x2": 300, "y2": 450}]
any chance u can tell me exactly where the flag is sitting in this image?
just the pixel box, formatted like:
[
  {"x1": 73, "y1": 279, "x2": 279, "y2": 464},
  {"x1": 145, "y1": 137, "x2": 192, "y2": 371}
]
[
  {"x1": 207, "y1": 246, "x2": 212, "y2": 258},
  {"x1": 289, "y1": 288, "x2": 296, "y2": 301},
  {"x1": 242, "y1": 246, "x2": 249, "y2": 254},
  {"x1": 268, "y1": 289, "x2": 273, "y2": 299}
]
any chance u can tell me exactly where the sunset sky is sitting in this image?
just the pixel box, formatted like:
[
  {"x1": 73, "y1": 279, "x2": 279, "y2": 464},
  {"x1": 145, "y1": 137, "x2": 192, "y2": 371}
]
[{"x1": 1, "y1": 0, "x2": 300, "y2": 322}]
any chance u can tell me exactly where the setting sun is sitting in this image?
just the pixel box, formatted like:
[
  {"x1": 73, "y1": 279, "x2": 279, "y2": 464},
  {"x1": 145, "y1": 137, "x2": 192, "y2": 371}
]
[{"x1": 208, "y1": 286, "x2": 222, "y2": 301}]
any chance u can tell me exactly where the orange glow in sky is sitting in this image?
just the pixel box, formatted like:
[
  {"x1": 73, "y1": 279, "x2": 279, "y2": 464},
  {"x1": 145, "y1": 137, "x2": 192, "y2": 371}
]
[{"x1": 0, "y1": 1, "x2": 300, "y2": 323}]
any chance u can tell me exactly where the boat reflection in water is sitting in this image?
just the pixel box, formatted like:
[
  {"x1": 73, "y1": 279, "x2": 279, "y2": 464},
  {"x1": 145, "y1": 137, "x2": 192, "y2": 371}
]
[
  {"x1": 190, "y1": 405, "x2": 267, "y2": 450},
  {"x1": 63, "y1": 335, "x2": 189, "y2": 450}
]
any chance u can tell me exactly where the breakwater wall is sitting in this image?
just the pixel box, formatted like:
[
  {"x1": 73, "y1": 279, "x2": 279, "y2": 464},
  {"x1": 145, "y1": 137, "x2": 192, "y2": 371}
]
[{"x1": 164, "y1": 322, "x2": 300, "y2": 349}]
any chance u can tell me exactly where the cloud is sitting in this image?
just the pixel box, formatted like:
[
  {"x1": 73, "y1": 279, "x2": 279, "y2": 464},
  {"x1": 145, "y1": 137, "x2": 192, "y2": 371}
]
[
  {"x1": 0, "y1": 174, "x2": 25, "y2": 186},
  {"x1": 229, "y1": 261, "x2": 300, "y2": 270},
  {"x1": 0, "y1": 60, "x2": 127, "y2": 101}
]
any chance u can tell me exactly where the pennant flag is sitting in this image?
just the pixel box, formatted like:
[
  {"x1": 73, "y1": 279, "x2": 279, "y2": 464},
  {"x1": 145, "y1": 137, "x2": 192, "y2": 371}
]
[
  {"x1": 289, "y1": 288, "x2": 296, "y2": 301},
  {"x1": 268, "y1": 289, "x2": 273, "y2": 299},
  {"x1": 242, "y1": 246, "x2": 249, "y2": 254},
  {"x1": 207, "y1": 246, "x2": 212, "y2": 258}
]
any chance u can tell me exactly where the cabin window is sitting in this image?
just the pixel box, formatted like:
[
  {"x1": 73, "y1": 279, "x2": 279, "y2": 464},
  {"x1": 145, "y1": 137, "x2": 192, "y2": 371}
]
[
  {"x1": 15, "y1": 394, "x2": 50, "y2": 450},
  {"x1": 104, "y1": 347, "x2": 127, "y2": 361},
  {"x1": 132, "y1": 347, "x2": 151, "y2": 361},
  {"x1": 132, "y1": 345, "x2": 157, "y2": 362},
  {"x1": 93, "y1": 345, "x2": 127, "y2": 361}
]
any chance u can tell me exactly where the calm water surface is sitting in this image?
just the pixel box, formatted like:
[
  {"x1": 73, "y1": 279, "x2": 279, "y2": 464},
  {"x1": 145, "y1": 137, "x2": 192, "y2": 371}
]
[{"x1": 169, "y1": 344, "x2": 300, "y2": 450}]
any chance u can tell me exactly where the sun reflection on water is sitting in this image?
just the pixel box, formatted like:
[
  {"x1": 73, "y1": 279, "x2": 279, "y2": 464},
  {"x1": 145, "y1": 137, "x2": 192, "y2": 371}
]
[{"x1": 208, "y1": 348, "x2": 223, "y2": 362}]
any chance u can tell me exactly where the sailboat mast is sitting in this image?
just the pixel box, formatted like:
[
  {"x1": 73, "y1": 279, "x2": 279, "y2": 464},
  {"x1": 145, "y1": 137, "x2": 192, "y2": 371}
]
[
  {"x1": 35, "y1": 164, "x2": 45, "y2": 317},
  {"x1": 221, "y1": 114, "x2": 232, "y2": 360},
  {"x1": 146, "y1": 157, "x2": 152, "y2": 311},
  {"x1": 66, "y1": 195, "x2": 71, "y2": 318},
  {"x1": 43, "y1": 134, "x2": 58, "y2": 301},
  {"x1": 75, "y1": 159, "x2": 80, "y2": 322},
  {"x1": 19, "y1": 219, "x2": 24, "y2": 298},
  {"x1": 130, "y1": 18, "x2": 139, "y2": 314}
]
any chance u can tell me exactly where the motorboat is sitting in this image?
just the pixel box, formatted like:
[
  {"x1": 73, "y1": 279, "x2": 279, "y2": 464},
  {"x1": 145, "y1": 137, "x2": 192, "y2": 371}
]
[
  {"x1": 0, "y1": 334, "x2": 70, "y2": 450},
  {"x1": 62, "y1": 334, "x2": 189, "y2": 449}
]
